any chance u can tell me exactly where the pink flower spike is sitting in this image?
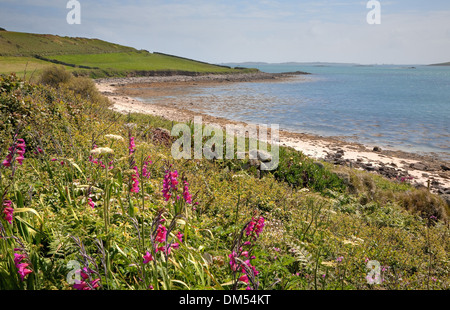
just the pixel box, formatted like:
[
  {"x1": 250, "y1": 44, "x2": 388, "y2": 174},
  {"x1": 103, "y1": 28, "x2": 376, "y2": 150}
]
[
  {"x1": 16, "y1": 263, "x2": 33, "y2": 281},
  {"x1": 3, "y1": 207, "x2": 14, "y2": 225},
  {"x1": 155, "y1": 225, "x2": 167, "y2": 243},
  {"x1": 90, "y1": 278, "x2": 101, "y2": 289},
  {"x1": 143, "y1": 251, "x2": 154, "y2": 264},
  {"x1": 73, "y1": 281, "x2": 88, "y2": 290},
  {"x1": 14, "y1": 253, "x2": 25, "y2": 265},
  {"x1": 88, "y1": 198, "x2": 95, "y2": 209},
  {"x1": 239, "y1": 274, "x2": 249, "y2": 283},
  {"x1": 176, "y1": 231, "x2": 184, "y2": 243}
]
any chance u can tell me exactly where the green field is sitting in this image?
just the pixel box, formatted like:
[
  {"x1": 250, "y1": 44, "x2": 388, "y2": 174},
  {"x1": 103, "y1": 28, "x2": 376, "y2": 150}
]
[
  {"x1": 0, "y1": 30, "x2": 255, "y2": 78},
  {"x1": 49, "y1": 52, "x2": 252, "y2": 76}
]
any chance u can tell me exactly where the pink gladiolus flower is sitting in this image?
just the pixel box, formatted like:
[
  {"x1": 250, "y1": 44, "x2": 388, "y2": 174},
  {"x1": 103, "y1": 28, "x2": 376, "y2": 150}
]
[
  {"x1": 155, "y1": 225, "x2": 167, "y2": 243},
  {"x1": 129, "y1": 136, "x2": 136, "y2": 155},
  {"x1": 162, "y1": 169, "x2": 178, "y2": 201},
  {"x1": 90, "y1": 279, "x2": 101, "y2": 289},
  {"x1": 88, "y1": 198, "x2": 95, "y2": 209},
  {"x1": 245, "y1": 217, "x2": 265, "y2": 239},
  {"x1": 239, "y1": 274, "x2": 249, "y2": 283},
  {"x1": 16, "y1": 263, "x2": 33, "y2": 281},
  {"x1": 171, "y1": 243, "x2": 180, "y2": 250},
  {"x1": 182, "y1": 181, "x2": 192, "y2": 204},
  {"x1": 3, "y1": 200, "x2": 13, "y2": 225},
  {"x1": 73, "y1": 282, "x2": 88, "y2": 290},
  {"x1": 2, "y1": 139, "x2": 26, "y2": 167},
  {"x1": 142, "y1": 156, "x2": 152, "y2": 179},
  {"x1": 130, "y1": 166, "x2": 140, "y2": 193},
  {"x1": 143, "y1": 251, "x2": 154, "y2": 264},
  {"x1": 176, "y1": 231, "x2": 184, "y2": 243},
  {"x1": 14, "y1": 253, "x2": 25, "y2": 265},
  {"x1": 228, "y1": 252, "x2": 239, "y2": 271}
]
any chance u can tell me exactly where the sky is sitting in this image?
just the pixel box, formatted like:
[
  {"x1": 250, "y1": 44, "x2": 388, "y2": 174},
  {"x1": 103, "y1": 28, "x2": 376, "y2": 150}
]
[{"x1": 0, "y1": 0, "x2": 449, "y2": 65}]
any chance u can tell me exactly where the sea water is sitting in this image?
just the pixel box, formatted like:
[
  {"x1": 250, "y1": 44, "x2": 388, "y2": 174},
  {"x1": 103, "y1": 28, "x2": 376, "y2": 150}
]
[{"x1": 138, "y1": 64, "x2": 450, "y2": 159}]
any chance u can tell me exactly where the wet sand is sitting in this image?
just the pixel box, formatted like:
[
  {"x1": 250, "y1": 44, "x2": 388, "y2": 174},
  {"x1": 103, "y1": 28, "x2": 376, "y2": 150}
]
[{"x1": 95, "y1": 73, "x2": 450, "y2": 196}]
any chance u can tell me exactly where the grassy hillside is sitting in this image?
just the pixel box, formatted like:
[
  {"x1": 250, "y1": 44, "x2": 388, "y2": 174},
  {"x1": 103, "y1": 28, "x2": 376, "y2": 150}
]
[
  {"x1": 0, "y1": 31, "x2": 255, "y2": 78},
  {"x1": 0, "y1": 73, "x2": 448, "y2": 291},
  {"x1": 0, "y1": 31, "x2": 136, "y2": 56}
]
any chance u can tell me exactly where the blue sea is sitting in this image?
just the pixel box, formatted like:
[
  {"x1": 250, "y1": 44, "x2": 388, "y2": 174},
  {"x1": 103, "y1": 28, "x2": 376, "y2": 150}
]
[{"x1": 139, "y1": 63, "x2": 450, "y2": 160}]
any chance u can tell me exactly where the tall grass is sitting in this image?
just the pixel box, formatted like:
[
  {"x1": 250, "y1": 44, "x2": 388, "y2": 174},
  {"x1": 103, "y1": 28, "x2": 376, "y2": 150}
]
[{"x1": 0, "y1": 73, "x2": 448, "y2": 290}]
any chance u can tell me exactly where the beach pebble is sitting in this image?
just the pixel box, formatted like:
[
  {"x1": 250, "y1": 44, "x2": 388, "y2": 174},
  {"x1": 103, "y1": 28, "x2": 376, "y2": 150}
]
[{"x1": 373, "y1": 146, "x2": 382, "y2": 152}]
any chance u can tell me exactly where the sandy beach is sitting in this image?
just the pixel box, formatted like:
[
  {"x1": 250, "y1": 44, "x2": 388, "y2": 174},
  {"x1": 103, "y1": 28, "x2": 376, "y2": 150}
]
[{"x1": 95, "y1": 73, "x2": 450, "y2": 198}]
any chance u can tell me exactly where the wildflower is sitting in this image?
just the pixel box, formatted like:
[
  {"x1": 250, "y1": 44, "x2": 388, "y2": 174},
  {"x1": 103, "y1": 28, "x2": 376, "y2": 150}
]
[
  {"x1": 73, "y1": 268, "x2": 100, "y2": 290},
  {"x1": 143, "y1": 251, "x2": 154, "y2": 264},
  {"x1": 88, "y1": 198, "x2": 95, "y2": 209},
  {"x1": 13, "y1": 250, "x2": 32, "y2": 281},
  {"x1": 155, "y1": 225, "x2": 167, "y2": 243},
  {"x1": 142, "y1": 156, "x2": 152, "y2": 179},
  {"x1": 336, "y1": 256, "x2": 344, "y2": 263},
  {"x1": 2, "y1": 200, "x2": 13, "y2": 224},
  {"x1": 162, "y1": 169, "x2": 178, "y2": 201},
  {"x1": 129, "y1": 136, "x2": 136, "y2": 155},
  {"x1": 2, "y1": 138, "x2": 26, "y2": 167},
  {"x1": 105, "y1": 134, "x2": 124, "y2": 142},
  {"x1": 176, "y1": 231, "x2": 184, "y2": 243},
  {"x1": 73, "y1": 279, "x2": 100, "y2": 290},
  {"x1": 182, "y1": 181, "x2": 192, "y2": 204},
  {"x1": 90, "y1": 147, "x2": 114, "y2": 156},
  {"x1": 14, "y1": 253, "x2": 25, "y2": 265},
  {"x1": 130, "y1": 166, "x2": 140, "y2": 193},
  {"x1": 16, "y1": 263, "x2": 33, "y2": 281},
  {"x1": 239, "y1": 274, "x2": 249, "y2": 283},
  {"x1": 245, "y1": 221, "x2": 255, "y2": 237},
  {"x1": 228, "y1": 251, "x2": 239, "y2": 271},
  {"x1": 245, "y1": 216, "x2": 265, "y2": 239},
  {"x1": 51, "y1": 158, "x2": 57, "y2": 162}
]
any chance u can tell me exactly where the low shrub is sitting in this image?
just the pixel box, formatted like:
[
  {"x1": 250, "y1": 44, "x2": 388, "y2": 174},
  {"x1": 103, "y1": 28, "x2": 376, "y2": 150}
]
[{"x1": 38, "y1": 65, "x2": 72, "y2": 88}]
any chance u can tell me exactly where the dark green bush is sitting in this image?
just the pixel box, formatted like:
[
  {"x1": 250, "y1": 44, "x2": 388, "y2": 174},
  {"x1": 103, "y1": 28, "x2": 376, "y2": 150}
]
[{"x1": 272, "y1": 147, "x2": 345, "y2": 194}]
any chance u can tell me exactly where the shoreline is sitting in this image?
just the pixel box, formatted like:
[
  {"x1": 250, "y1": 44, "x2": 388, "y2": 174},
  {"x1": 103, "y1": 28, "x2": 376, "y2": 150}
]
[{"x1": 94, "y1": 73, "x2": 450, "y2": 199}]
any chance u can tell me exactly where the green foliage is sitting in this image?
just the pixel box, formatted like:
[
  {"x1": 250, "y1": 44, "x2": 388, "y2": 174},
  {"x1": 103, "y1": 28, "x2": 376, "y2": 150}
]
[
  {"x1": 0, "y1": 74, "x2": 448, "y2": 291},
  {"x1": 273, "y1": 147, "x2": 346, "y2": 194},
  {"x1": 38, "y1": 65, "x2": 72, "y2": 88}
]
